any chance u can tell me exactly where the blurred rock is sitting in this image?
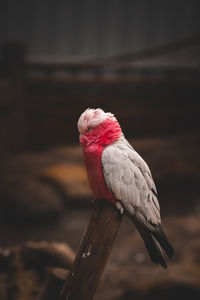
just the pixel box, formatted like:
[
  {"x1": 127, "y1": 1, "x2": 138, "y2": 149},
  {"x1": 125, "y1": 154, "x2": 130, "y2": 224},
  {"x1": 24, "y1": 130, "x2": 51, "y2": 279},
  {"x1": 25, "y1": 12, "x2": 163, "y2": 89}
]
[
  {"x1": 0, "y1": 179, "x2": 63, "y2": 223},
  {"x1": 38, "y1": 163, "x2": 92, "y2": 205},
  {"x1": 0, "y1": 241, "x2": 75, "y2": 300}
]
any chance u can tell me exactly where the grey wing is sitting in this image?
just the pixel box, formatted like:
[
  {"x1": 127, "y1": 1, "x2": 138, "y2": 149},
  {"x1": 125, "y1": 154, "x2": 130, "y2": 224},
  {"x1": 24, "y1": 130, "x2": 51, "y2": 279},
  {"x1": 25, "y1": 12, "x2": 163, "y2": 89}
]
[{"x1": 102, "y1": 138, "x2": 161, "y2": 225}]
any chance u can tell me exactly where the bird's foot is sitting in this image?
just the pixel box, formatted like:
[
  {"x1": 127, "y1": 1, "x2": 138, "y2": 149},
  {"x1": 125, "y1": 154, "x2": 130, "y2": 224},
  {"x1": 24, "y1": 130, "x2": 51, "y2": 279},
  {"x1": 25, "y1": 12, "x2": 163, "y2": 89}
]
[{"x1": 116, "y1": 201, "x2": 124, "y2": 214}]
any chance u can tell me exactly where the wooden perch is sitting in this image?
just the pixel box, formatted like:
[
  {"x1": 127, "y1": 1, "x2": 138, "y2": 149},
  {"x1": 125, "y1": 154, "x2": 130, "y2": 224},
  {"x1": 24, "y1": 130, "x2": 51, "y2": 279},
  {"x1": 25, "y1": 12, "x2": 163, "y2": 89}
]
[{"x1": 59, "y1": 199, "x2": 122, "y2": 300}]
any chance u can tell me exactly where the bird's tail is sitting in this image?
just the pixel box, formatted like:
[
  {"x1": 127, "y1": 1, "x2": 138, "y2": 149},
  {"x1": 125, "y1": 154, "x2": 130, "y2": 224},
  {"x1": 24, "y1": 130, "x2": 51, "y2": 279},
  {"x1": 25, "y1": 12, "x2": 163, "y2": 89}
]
[{"x1": 132, "y1": 211, "x2": 174, "y2": 269}]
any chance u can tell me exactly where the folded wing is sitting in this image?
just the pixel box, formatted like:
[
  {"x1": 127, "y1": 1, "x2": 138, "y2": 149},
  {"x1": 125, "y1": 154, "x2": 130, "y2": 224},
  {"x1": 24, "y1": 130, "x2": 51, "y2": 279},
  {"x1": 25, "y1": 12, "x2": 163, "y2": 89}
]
[
  {"x1": 102, "y1": 136, "x2": 161, "y2": 225},
  {"x1": 102, "y1": 136, "x2": 174, "y2": 268}
]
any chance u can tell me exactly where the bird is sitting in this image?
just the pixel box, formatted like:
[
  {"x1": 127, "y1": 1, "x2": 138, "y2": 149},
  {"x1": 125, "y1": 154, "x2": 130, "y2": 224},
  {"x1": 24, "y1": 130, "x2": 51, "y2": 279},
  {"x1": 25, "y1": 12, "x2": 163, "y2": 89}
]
[{"x1": 77, "y1": 108, "x2": 174, "y2": 268}]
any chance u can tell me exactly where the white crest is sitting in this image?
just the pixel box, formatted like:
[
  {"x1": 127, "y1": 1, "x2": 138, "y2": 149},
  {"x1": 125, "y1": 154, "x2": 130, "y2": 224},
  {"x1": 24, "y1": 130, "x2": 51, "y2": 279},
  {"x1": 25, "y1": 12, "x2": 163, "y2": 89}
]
[{"x1": 78, "y1": 108, "x2": 117, "y2": 134}]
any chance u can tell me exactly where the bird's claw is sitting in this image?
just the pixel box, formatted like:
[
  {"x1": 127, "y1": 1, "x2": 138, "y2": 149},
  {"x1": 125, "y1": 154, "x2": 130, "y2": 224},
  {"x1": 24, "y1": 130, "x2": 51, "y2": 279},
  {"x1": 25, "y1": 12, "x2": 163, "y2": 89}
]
[{"x1": 116, "y1": 201, "x2": 124, "y2": 214}]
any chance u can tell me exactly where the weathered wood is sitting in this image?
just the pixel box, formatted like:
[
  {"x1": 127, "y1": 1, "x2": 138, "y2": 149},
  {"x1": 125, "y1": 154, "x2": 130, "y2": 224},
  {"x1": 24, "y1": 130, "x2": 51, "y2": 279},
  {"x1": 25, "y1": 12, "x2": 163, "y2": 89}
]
[
  {"x1": 59, "y1": 199, "x2": 122, "y2": 300},
  {"x1": 5, "y1": 242, "x2": 74, "y2": 300}
]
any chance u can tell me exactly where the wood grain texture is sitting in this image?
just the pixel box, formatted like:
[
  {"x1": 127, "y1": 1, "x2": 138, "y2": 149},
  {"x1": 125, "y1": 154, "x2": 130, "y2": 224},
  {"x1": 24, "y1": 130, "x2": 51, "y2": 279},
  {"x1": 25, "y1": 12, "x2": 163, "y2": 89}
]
[{"x1": 59, "y1": 199, "x2": 122, "y2": 300}]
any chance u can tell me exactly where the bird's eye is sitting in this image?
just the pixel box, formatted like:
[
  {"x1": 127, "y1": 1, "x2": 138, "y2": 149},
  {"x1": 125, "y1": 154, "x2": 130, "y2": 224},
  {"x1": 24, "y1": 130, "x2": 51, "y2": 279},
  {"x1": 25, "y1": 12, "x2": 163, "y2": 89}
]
[{"x1": 87, "y1": 127, "x2": 93, "y2": 132}]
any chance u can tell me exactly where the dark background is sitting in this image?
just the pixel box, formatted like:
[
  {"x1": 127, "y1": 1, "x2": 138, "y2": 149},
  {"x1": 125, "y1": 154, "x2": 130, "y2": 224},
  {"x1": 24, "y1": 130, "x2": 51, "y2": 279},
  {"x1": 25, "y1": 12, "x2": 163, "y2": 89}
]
[{"x1": 0, "y1": 1, "x2": 200, "y2": 299}]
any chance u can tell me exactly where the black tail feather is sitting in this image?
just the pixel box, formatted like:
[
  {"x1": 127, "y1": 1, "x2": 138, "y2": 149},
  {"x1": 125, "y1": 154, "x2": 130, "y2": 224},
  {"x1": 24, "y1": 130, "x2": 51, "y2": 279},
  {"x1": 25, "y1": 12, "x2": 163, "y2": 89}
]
[
  {"x1": 132, "y1": 212, "x2": 174, "y2": 269},
  {"x1": 149, "y1": 223, "x2": 174, "y2": 259}
]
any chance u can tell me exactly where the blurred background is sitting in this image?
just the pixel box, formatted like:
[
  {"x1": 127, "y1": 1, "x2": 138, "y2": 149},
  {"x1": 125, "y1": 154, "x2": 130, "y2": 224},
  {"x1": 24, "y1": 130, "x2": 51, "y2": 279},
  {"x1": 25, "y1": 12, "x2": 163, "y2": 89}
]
[{"x1": 0, "y1": 0, "x2": 200, "y2": 299}]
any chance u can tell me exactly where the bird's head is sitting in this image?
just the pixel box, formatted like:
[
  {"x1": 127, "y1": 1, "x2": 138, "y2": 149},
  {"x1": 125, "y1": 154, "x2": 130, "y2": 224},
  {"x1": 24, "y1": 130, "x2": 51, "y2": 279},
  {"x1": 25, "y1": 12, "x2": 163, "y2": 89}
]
[{"x1": 78, "y1": 108, "x2": 122, "y2": 147}]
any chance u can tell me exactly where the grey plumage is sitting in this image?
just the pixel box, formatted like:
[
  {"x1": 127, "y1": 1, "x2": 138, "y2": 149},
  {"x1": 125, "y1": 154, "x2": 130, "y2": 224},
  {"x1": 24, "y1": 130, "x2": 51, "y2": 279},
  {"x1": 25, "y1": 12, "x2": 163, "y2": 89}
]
[{"x1": 102, "y1": 135, "x2": 173, "y2": 268}]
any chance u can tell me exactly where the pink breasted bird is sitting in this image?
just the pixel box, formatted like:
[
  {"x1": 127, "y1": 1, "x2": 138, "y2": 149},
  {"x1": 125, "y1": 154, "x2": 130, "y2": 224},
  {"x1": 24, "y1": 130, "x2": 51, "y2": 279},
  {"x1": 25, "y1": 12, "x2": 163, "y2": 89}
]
[{"x1": 78, "y1": 108, "x2": 173, "y2": 268}]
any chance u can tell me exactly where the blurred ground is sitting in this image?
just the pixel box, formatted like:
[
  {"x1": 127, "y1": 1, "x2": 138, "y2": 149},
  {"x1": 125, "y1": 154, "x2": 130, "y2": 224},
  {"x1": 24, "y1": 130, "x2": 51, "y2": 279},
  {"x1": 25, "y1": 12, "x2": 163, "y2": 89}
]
[{"x1": 0, "y1": 131, "x2": 199, "y2": 299}]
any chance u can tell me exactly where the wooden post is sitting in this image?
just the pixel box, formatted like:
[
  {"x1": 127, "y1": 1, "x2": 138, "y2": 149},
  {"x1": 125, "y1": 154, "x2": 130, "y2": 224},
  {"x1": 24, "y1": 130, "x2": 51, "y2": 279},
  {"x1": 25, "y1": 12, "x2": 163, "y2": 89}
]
[{"x1": 59, "y1": 199, "x2": 122, "y2": 300}]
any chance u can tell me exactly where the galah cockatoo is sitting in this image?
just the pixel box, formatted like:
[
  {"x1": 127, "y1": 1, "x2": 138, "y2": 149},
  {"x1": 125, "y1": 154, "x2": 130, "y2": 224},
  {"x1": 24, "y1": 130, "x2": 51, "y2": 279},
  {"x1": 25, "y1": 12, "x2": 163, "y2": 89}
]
[{"x1": 78, "y1": 108, "x2": 173, "y2": 268}]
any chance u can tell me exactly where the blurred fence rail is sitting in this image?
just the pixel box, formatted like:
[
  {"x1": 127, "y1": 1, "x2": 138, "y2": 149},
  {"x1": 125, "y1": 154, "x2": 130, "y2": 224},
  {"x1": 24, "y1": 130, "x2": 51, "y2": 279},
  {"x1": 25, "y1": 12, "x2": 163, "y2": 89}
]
[{"x1": 1, "y1": 34, "x2": 200, "y2": 79}]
